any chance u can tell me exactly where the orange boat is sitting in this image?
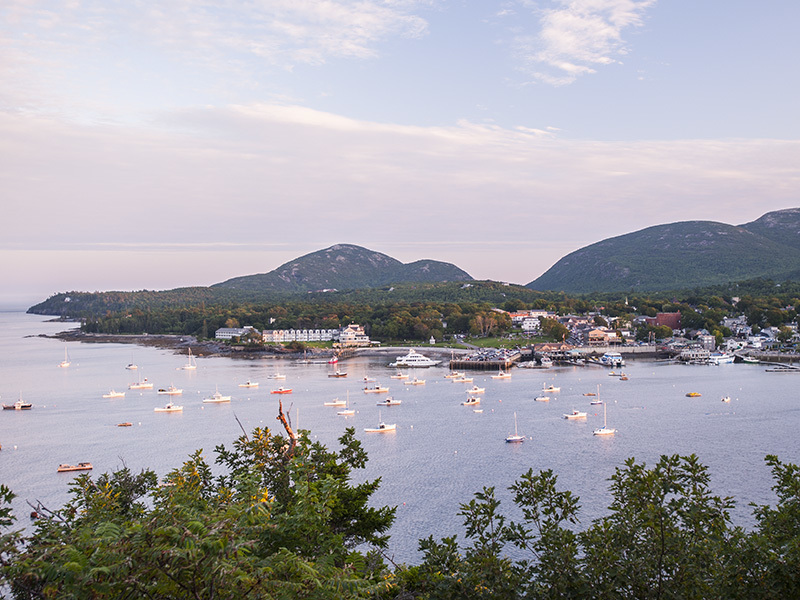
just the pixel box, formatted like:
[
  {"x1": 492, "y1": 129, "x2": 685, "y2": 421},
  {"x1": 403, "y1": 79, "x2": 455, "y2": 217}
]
[{"x1": 270, "y1": 387, "x2": 293, "y2": 394}]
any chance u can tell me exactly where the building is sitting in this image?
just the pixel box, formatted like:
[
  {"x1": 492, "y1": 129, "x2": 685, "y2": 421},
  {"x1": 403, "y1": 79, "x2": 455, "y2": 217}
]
[
  {"x1": 338, "y1": 324, "x2": 370, "y2": 347},
  {"x1": 262, "y1": 329, "x2": 337, "y2": 343},
  {"x1": 215, "y1": 326, "x2": 259, "y2": 340}
]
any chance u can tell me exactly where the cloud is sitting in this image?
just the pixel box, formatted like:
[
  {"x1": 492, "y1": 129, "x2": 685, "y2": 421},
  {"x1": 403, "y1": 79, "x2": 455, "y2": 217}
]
[{"x1": 512, "y1": 0, "x2": 656, "y2": 85}]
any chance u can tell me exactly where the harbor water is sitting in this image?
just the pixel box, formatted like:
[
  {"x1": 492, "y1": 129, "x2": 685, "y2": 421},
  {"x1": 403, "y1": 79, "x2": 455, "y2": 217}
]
[{"x1": 1, "y1": 311, "x2": 798, "y2": 563}]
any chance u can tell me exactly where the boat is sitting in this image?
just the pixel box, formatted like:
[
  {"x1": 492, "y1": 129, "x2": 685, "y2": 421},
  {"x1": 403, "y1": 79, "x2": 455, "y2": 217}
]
[
  {"x1": 599, "y1": 352, "x2": 625, "y2": 367},
  {"x1": 270, "y1": 387, "x2": 292, "y2": 394},
  {"x1": 179, "y1": 348, "x2": 197, "y2": 370},
  {"x1": 462, "y1": 396, "x2": 480, "y2": 406},
  {"x1": 3, "y1": 395, "x2": 32, "y2": 410},
  {"x1": 563, "y1": 409, "x2": 587, "y2": 420},
  {"x1": 154, "y1": 402, "x2": 183, "y2": 412},
  {"x1": 58, "y1": 346, "x2": 71, "y2": 368},
  {"x1": 708, "y1": 352, "x2": 735, "y2": 365},
  {"x1": 390, "y1": 371, "x2": 409, "y2": 380},
  {"x1": 157, "y1": 385, "x2": 183, "y2": 396},
  {"x1": 452, "y1": 376, "x2": 474, "y2": 384},
  {"x1": 117, "y1": 422, "x2": 132, "y2": 427},
  {"x1": 542, "y1": 383, "x2": 560, "y2": 393},
  {"x1": 364, "y1": 413, "x2": 396, "y2": 433},
  {"x1": 465, "y1": 386, "x2": 485, "y2": 394},
  {"x1": 721, "y1": 396, "x2": 731, "y2": 403},
  {"x1": 324, "y1": 397, "x2": 347, "y2": 407},
  {"x1": 269, "y1": 372, "x2": 286, "y2": 380},
  {"x1": 363, "y1": 384, "x2": 389, "y2": 394},
  {"x1": 491, "y1": 370, "x2": 512, "y2": 380},
  {"x1": 336, "y1": 393, "x2": 355, "y2": 414},
  {"x1": 328, "y1": 355, "x2": 339, "y2": 364},
  {"x1": 57, "y1": 462, "x2": 93, "y2": 472},
  {"x1": 129, "y1": 374, "x2": 153, "y2": 390},
  {"x1": 377, "y1": 396, "x2": 402, "y2": 406},
  {"x1": 583, "y1": 392, "x2": 596, "y2": 397},
  {"x1": 539, "y1": 356, "x2": 553, "y2": 368},
  {"x1": 686, "y1": 392, "x2": 702, "y2": 397},
  {"x1": 102, "y1": 390, "x2": 125, "y2": 399},
  {"x1": 739, "y1": 355, "x2": 759, "y2": 364},
  {"x1": 590, "y1": 384, "x2": 603, "y2": 405},
  {"x1": 593, "y1": 401, "x2": 616, "y2": 436},
  {"x1": 203, "y1": 387, "x2": 231, "y2": 403},
  {"x1": 619, "y1": 373, "x2": 629, "y2": 381},
  {"x1": 534, "y1": 395, "x2": 550, "y2": 402},
  {"x1": 126, "y1": 354, "x2": 138, "y2": 370},
  {"x1": 506, "y1": 412, "x2": 524, "y2": 443},
  {"x1": 389, "y1": 349, "x2": 440, "y2": 368},
  {"x1": 328, "y1": 370, "x2": 348, "y2": 378},
  {"x1": 404, "y1": 377, "x2": 426, "y2": 385},
  {"x1": 444, "y1": 371, "x2": 463, "y2": 379},
  {"x1": 238, "y1": 380, "x2": 259, "y2": 388}
]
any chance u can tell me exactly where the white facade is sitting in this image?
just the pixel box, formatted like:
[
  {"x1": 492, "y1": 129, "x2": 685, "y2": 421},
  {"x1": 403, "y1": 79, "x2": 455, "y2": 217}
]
[
  {"x1": 215, "y1": 326, "x2": 258, "y2": 340},
  {"x1": 262, "y1": 329, "x2": 337, "y2": 343},
  {"x1": 338, "y1": 324, "x2": 370, "y2": 347}
]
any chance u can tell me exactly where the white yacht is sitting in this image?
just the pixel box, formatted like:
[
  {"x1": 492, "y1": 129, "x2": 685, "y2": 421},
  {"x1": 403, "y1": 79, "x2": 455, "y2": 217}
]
[
  {"x1": 708, "y1": 352, "x2": 735, "y2": 365},
  {"x1": 389, "y1": 349, "x2": 440, "y2": 368}
]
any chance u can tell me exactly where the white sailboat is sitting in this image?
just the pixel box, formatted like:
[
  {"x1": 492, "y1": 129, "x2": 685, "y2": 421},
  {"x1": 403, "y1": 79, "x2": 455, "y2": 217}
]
[
  {"x1": 593, "y1": 401, "x2": 616, "y2": 436},
  {"x1": 590, "y1": 384, "x2": 603, "y2": 405},
  {"x1": 179, "y1": 348, "x2": 197, "y2": 370},
  {"x1": 337, "y1": 392, "x2": 355, "y2": 415},
  {"x1": 58, "y1": 346, "x2": 71, "y2": 368},
  {"x1": 506, "y1": 412, "x2": 524, "y2": 443}
]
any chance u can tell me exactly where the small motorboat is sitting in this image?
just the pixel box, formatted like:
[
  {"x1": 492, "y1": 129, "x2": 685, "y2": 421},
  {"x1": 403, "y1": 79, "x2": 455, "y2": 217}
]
[
  {"x1": 270, "y1": 387, "x2": 293, "y2": 394},
  {"x1": 57, "y1": 462, "x2": 93, "y2": 472},
  {"x1": 563, "y1": 410, "x2": 587, "y2": 420},
  {"x1": 154, "y1": 402, "x2": 183, "y2": 413},
  {"x1": 102, "y1": 390, "x2": 125, "y2": 399}
]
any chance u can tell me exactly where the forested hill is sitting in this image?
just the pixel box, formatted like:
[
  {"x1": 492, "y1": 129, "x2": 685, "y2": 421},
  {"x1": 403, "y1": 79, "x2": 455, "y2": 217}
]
[
  {"x1": 26, "y1": 281, "x2": 547, "y2": 319},
  {"x1": 214, "y1": 244, "x2": 473, "y2": 292},
  {"x1": 528, "y1": 208, "x2": 800, "y2": 293}
]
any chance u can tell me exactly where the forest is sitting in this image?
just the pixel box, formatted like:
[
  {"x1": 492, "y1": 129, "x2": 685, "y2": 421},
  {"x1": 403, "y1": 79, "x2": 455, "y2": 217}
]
[
  {"x1": 1, "y1": 406, "x2": 798, "y2": 599},
  {"x1": 27, "y1": 278, "x2": 800, "y2": 344}
]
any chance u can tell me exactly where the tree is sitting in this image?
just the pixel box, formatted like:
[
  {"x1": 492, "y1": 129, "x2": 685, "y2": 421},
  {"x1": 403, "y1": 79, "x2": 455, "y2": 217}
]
[{"x1": 5, "y1": 408, "x2": 395, "y2": 599}]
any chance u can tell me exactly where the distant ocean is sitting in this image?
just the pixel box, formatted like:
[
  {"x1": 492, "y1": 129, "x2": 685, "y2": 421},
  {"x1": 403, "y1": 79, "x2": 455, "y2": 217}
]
[{"x1": 1, "y1": 311, "x2": 797, "y2": 563}]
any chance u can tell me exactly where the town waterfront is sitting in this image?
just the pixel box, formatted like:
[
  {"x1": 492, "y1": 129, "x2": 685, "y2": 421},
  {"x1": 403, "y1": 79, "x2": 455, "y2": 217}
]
[{"x1": 1, "y1": 311, "x2": 798, "y2": 563}]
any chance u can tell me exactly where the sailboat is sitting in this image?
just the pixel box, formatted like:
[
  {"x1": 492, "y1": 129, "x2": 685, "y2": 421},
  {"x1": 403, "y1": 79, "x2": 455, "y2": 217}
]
[
  {"x1": 593, "y1": 401, "x2": 616, "y2": 436},
  {"x1": 337, "y1": 392, "x2": 355, "y2": 416},
  {"x1": 506, "y1": 412, "x2": 525, "y2": 443},
  {"x1": 179, "y1": 348, "x2": 197, "y2": 370},
  {"x1": 590, "y1": 384, "x2": 603, "y2": 405},
  {"x1": 126, "y1": 353, "x2": 138, "y2": 370},
  {"x1": 58, "y1": 346, "x2": 71, "y2": 368}
]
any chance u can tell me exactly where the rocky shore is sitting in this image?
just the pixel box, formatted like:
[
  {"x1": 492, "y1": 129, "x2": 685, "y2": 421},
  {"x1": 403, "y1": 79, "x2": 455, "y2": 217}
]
[{"x1": 46, "y1": 328, "x2": 469, "y2": 361}]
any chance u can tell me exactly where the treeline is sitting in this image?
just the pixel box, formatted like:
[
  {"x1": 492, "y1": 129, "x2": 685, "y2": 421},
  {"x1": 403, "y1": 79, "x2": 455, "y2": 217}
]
[
  {"x1": 1, "y1": 419, "x2": 798, "y2": 598},
  {"x1": 31, "y1": 278, "x2": 800, "y2": 342}
]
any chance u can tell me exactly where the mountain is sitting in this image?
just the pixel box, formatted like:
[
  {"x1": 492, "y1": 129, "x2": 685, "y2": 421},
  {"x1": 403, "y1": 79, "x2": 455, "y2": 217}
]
[
  {"x1": 528, "y1": 209, "x2": 800, "y2": 293},
  {"x1": 213, "y1": 244, "x2": 473, "y2": 292}
]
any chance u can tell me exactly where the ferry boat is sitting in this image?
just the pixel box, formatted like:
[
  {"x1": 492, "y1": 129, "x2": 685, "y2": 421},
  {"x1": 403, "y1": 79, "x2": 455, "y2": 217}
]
[
  {"x1": 708, "y1": 352, "x2": 735, "y2": 365},
  {"x1": 599, "y1": 352, "x2": 625, "y2": 367},
  {"x1": 3, "y1": 396, "x2": 32, "y2": 410},
  {"x1": 389, "y1": 349, "x2": 439, "y2": 368}
]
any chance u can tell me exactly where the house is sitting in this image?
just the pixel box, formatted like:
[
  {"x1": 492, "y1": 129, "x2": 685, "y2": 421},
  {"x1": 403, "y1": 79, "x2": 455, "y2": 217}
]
[{"x1": 338, "y1": 324, "x2": 370, "y2": 347}]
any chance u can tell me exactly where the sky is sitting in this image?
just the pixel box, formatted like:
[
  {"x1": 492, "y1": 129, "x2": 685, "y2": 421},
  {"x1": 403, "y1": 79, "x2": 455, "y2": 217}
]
[{"x1": 2, "y1": 0, "x2": 799, "y2": 308}]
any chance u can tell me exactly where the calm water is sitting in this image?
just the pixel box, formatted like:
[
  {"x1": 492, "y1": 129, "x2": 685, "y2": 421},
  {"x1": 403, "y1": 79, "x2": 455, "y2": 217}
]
[{"x1": 1, "y1": 311, "x2": 798, "y2": 563}]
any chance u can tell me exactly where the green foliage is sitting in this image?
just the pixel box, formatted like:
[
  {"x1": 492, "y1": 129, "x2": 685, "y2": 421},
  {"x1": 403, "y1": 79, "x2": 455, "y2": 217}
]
[{"x1": 4, "y1": 425, "x2": 394, "y2": 599}]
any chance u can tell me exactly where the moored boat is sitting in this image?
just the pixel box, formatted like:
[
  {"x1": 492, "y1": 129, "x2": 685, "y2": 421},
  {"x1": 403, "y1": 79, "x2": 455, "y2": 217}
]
[
  {"x1": 3, "y1": 395, "x2": 32, "y2": 410},
  {"x1": 157, "y1": 385, "x2": 183, "y2": 396},
  {"x1": 364, "y1": 384, "x2": 389, "y2": 394},
  {"x1": 506, "y1": 412, "x2": 524, "y2": 443},
  {"x1": 154, "y1": 402, "x2": 183, "y2": 412},
  {"x1": 377, "y1": 396, "x2": 402, "y2": 406},
  {"x1": 239, "y1": 380, "x2": 259, "y2": 388},
  {"x1": 389, "y1": 349, "x2": 439, "y2": 368},
  {"x1": 203, "y1": 388, "x2": 231, "y2": 403},
  {"x1": 102, "y1": 390, "x2": 125, "y2": 399},
  {"x1": 563, "y1": 410, "x2": 587, "y2": 420},
  {"x1": 270, "y1": 387, "x2": 292, "y2": 394},
  {"x1": 57, "y1": 462, "x2": 93, "y2": 472}
]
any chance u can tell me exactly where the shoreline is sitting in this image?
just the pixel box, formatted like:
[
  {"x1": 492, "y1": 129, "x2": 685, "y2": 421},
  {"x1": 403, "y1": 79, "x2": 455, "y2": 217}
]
[{"x1": 46, "y1": 328, "x2": 472, "y2": 361}]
